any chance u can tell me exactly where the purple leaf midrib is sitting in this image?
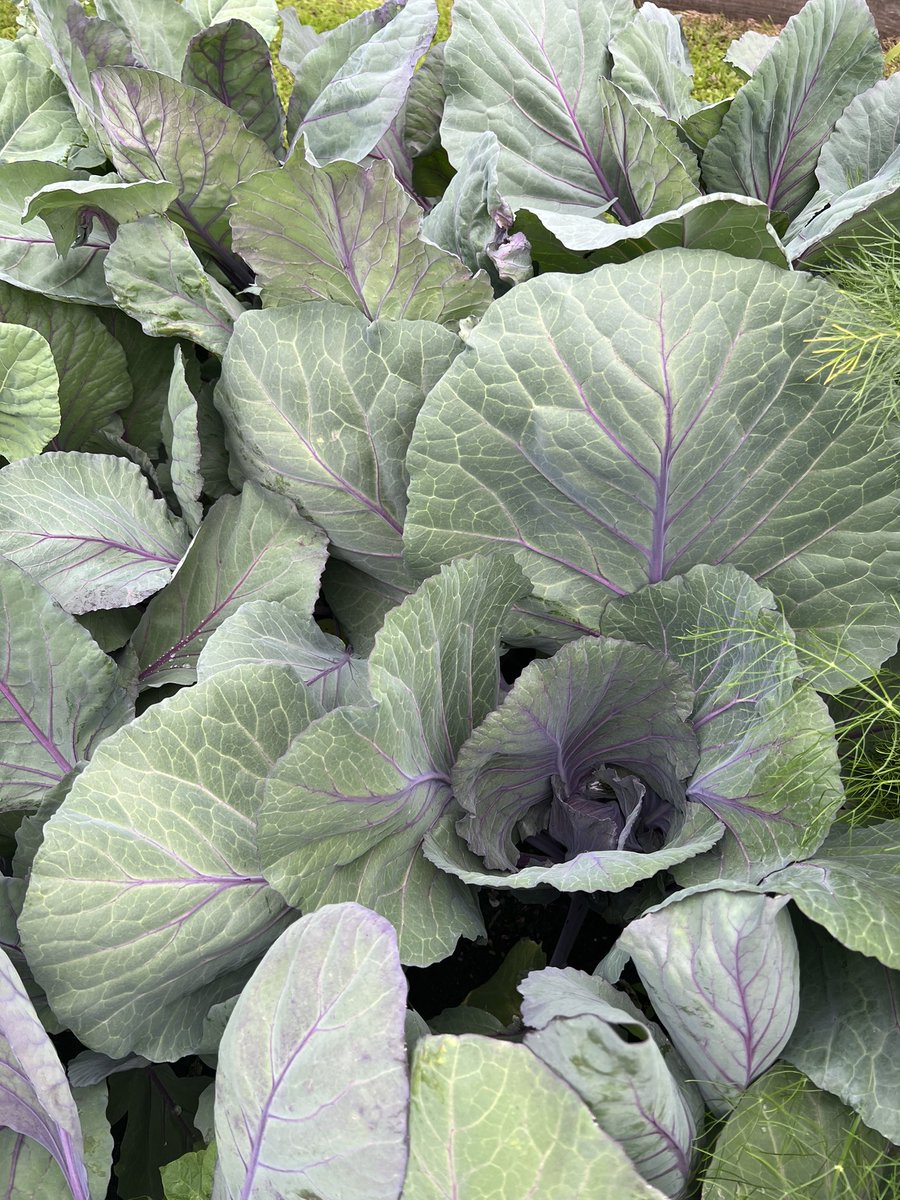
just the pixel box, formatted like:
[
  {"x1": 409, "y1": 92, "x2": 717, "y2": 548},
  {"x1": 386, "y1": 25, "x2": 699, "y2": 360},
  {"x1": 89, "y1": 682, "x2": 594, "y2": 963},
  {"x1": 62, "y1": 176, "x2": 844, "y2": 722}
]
[
  {"x1": 16, "y1": 531, "x2": 181, "y2": 566},
  {"x1": 0, "y1": 679, "x2": 72, "y2": 774}
]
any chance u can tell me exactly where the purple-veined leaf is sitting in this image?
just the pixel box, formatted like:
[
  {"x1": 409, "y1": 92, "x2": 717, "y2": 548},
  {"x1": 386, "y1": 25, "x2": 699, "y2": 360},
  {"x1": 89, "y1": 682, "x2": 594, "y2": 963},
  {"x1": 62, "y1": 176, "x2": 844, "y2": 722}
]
[
  {"x1": 0, "y1": 946, "x2": 92, "y2": 1200},
  {"x1": 19, "y1": 664, "x2": 323, "y2": 1060},
  {"x1": 520, "y1": 967, "x2": 700, "y2": 1197},
  {"x1": 404, "y1": 248, "x2": 900, "y2": 690},
  {"x1": 441, "y1": 0, "x2": 637, "y2": 217},
  {"x1": 259, "y1": 555, "x2": 528, "y2": 965},
  {"x1": 702, "y1": 0, "x2": 881, "y2": 218},
  {"x1": 604, "y1": 565, "x2": 844, "y2": 883},
  {"x1": 0, "y1": 559, "x2": 131, "y2": 812},
  {"x1": 0, "y1": 453, "x2": 189, "y2": 614},
  {"x1": 128, "y1": 482, "x2": 328, "y2": 688},
  {"x1": 215, "y1": 304, "x2": 463, "y2": 587},
  {"x1": 215, "y1": 904, "x2": 409, "y2": 1200},
  {"x1": 618, "y1": 887, "x2": 800, "y2": 1116},
  {"x1": 183, "y1": 19, "x2": 285, "y2": 158},
  {"x1": 229, "y1": 152, "x2": 491, "y2": 323},
  {"x1": 92, "y1": 66, "x2": 274, "y2": 288},
  {"x1": 21, "y1": 177, "x2": 178, "y2": 256}
]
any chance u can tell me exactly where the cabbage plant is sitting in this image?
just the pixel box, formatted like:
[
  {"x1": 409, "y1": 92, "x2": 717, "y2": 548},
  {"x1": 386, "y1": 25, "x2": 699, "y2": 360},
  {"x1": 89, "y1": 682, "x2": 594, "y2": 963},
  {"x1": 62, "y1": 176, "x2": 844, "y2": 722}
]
[{"x1": 0, "y1": 0, "x2": 898, "y2": 1196}]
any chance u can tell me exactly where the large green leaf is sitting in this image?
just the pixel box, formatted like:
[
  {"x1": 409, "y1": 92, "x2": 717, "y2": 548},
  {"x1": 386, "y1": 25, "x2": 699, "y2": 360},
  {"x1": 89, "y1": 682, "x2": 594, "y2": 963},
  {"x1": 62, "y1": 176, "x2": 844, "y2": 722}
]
[
  {"x1": 0, "y1": 281, "x2": 131, "y2": 450},
  {"x1": 0, "y1": 324, "x2": 60, "y2": 461},
  {"x1": 402, "y1": 1035, "x2": 666, "y2": 1199},
  {"x1": 521, "y1": 967, "x2": 699, "y2": 1196},
  {"x1": 216, "y1": 304, "x2": 462, "y2": 586},
  {"x1": 182, "y1": 19, "x2": 284, "y2": 157},
  {"x1": 19, "y1": 664, "x2": 321, "y2": 1060},
  {"x1": 290, "y1": 0, "x2": 437, "y2": 166},
  {"x1": 198, "y1": 599, "x2": 369, "y2": 709},
  {"x1": 0, "y1": 162, "x2": 112, "y2": 305},
  {"x1": 701, "y1": 0, "x2": 882, "y2": 219},
  {"x1": 104, "y1": 217, "x2": 245, "y2": 356},
  {"x1": 215, "y1": 904, "x2": 409, "y2": 1200},
  {"x1": 404, "y1": 249, "x2": 900, "y2": 689},
  {"x1": 526, "y1": 193, "x2": 788, "y2": 268},
  {"x1": 230, "y1": 153, "x2": 490, "y2": 323},
  {"x1": 619, "y1": 888, "x2": 800, "y2": 1116},
  {"x1": 0, "y1": 453, "x2": 189, "y2": 613},
  {"x1": 604, "y1": 566, "x2": 844, "y2": 882},
  {"x1": 22, "y1": 177, "x2": 178, "y2": 255},
  {"x1": 609, "y1": 3, "x2": 697, "y2": 123},
  {"x1": 783, "y1": 918, "x2": 900, "y2": 1143},
  {"x1": 0, "y1": 40, "x2": 85, "y2": 165},
  {"x1": 785, "y1": 75, "x2": 900, "y2": 262},
  {"x1": 94, "y1": 0, "x2": 200, "y2": 78},
  {"x1": 92, "y1": 67, "x2": 274, "y2": 283},
  {"x1": 259, "y1": 555, "x2": 528, "y2": 965},
  {"x1": 702, "y1": 1063, "x2": 894, "y2": 1200},
  {"x1": 764, "y1": 821, "x2": 900, "y2": 969},
  {"x1": 30, "y1": 0, "x2": 137, "y2": 142},
  {"x1": 128, "y1": 482, "x2": 328, "y2": 688},
  {"x1": 441, "y1": 0, "x2": 637, "y2": 215}
]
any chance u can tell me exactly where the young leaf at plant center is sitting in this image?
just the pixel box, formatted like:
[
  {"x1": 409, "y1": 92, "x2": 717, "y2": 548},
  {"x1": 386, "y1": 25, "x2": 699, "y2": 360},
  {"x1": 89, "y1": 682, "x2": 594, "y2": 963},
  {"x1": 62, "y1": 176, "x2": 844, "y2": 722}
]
[
  {"x1": 129, "y1": 482, "x2": 327, "y2": 689},
  {"x1": 198, "y1": 599, "x2": 370, "y2": 709},
  {"x1": 19, "y1": 664, "x2": 323, "y2": 1059},
  {"x1": 403, "y1": 1035, "x2": 667, "y2": 1199},
  {"x1": 322, "y1": 558, "x2": 409, "y2": 657},
  {"x1": 92, "y1": 66, "x2": 274, "y2": 287},
  {"x1": 462, "y1": 939, "x2": 546, "y2": 1026},
  {"x1": 229, "y1": 152, "x2": 491, "y2": 324},
  {"x1": 93, "y1": 0, "x2": 201, "y2": 79},
  {"x1": 105, "y1": 217, "x2": 246, "y2": 357},
  {"x1": 107, "y1": 1064, "x2": 210, "y2": 1200},
  {"x1": 446, "y1": 636, "x2": 720, "y2": 897},
  {"x1": 215, "y1": 904, "x2": 409, "y2": 1200},
  {"x1": 0, "y1": 324, "x2": 60, "y2": 461},
  {"x1": 603, "y1": 566, "x2": 844, "y2": 883},
  {"x1": 785, "y1": 74, "x2": 900, "y2": 263},
  {"x1": 524, "y1": 193, "x2": 788, "y2": 269},
  {"x1": 441, "y1": 0, "x2": 637, "y2": 217},
  {"x1": 0, "y1": 946, "x2": 94, "y2": 1200},
  {"x1": 520, "y1": 966, "x2": 699, "y2": 1196},
  {"x1": 763, "y1": 820, "x2": 900, "y2": 969},
  {"x1": 702, "y1": 0, "x2": 882, "y2": 219},
  {"x1": 0, "y1": 453, "x2": 189, "y2": 614},
  {"x1": 783, "y1": 917, "x2": 900, "y2": 1143},
  {"x1": 29, "y1": 0, "x2": 137, "y2": 144},
  {"x1": 259, "y1": 554, "x2": 528, "y2": 966},
  {"x1": 609, "y1": 3, "x2": 698, "y2": 123},
  {"x1": 0, "y1": 558, "x2": 131, "y2": 812},
  {"x1": 216, "y1": 303, "x2": 462, "y2": 586},
  {"x1": 182, "y1": 0, "x2": 278, "y2": 44},
  {"x1": 702, "y1": 1063, "x2": 894, "y2": 1200},
  {"x1": 0, "y1": 280, "x2": 134, "y2": 452},
  {"x1": 0, "y1": 39, "x2": 85, "y2": 166},
  {"x1": 618, "y1": 888, "x2": 800, "y2": 1116},
  {"x1": 724, "y1": 29, "x2": 777, "y2": 76},
  {"x1": 101, "y1": 311, "x2": 180, "y2": 456},
  {"x1": 0, "y1": 161, "x2": 112, "y2": 305},
  {"x1": 288, "y1": 0, "x2": 437, "y2": 166},
  {"x1": 403, "y1": 248, "x2": 900, "y2": 690},
  {"x1": 23, "y1": 177, "x2": 178, "y2": 257},
  {"x1": 183, "y1": 19, "x2": 284, "y2": 158},
  {"x1": 162, "y1": 348, "x2": 204, "y2": 534}
]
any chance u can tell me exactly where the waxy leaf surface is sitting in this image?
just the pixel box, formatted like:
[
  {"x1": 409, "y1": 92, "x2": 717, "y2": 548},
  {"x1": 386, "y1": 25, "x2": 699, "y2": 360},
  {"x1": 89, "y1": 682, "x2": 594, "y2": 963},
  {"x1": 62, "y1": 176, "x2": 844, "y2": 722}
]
[
  {"x1": 19, "y1": 665, "x2": 321, "y2": 1060},
  {"x1": 0, "y1": 453, "x2": 189, "y2": 613},
  {"x1": 215, "y1": 904, "x2": 409, "y2": 1200},
  {"x1": 129, "y1": 482, "x2": 328, "y2": 688},
  {"x1": 404, "y1": 249, "x2": 900, "y2": 688}
]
